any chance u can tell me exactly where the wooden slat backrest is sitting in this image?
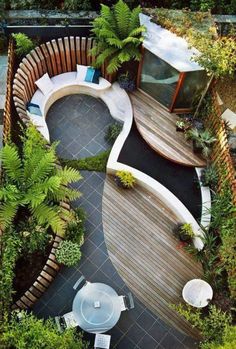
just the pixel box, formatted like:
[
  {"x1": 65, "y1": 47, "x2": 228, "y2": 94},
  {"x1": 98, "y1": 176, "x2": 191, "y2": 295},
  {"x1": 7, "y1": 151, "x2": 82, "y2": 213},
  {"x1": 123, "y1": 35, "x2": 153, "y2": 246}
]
[
  {"x1": 46, "y1": 41, "x2": 58, "y2": 76},
  {"x1": 81, "y1": 37, "x2": 87, "y2": 65},
  {"x1": 41, "y1": 43, "x2": 53, "y2": 76},
  {"x1": 51, "y1": 39, "x2": 62, "y2": 75},
  {"x1": 86, "y1": 37, "x2": 93, "y2": 66},
  {"x1": 64, "y1": 37, "x2": 72, "y2": 72},
  {"x1": 58, "y1": 38, "x2": 67, "y2": 73},
  {"x1": 35, "y1": 46, "x2": 47, "y2": 74},
  {"x1": 75, "y1": 36, "x2": 82, "y2": 65},
  {"x1": 70, "y1": 36, "x2": 76, "y2": 70}
]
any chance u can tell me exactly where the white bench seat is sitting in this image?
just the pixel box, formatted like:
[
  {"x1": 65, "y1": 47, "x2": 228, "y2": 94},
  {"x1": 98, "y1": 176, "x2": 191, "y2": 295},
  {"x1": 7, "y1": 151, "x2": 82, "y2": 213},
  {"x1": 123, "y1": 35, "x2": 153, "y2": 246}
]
[{"x1": 29, "y1": 72, "x2": 112, "y2": 142}]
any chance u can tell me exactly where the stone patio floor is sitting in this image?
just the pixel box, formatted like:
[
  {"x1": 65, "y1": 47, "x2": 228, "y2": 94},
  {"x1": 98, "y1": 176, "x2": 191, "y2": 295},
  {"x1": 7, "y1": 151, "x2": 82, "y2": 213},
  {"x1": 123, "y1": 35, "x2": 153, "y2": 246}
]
[{"x1": 32, "y1": 94, "x2": 199, "y2": 349}]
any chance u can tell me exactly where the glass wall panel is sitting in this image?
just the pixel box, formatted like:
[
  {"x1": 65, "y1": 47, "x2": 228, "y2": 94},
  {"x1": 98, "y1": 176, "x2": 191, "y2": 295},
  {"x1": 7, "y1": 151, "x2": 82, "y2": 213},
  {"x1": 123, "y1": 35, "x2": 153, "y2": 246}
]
[
  {"x1": 140, "y1": 49, "x2": 180, "y2": 108},
  {"x1": 174, "y1": 70, "x2": 209, "y2": 109}
]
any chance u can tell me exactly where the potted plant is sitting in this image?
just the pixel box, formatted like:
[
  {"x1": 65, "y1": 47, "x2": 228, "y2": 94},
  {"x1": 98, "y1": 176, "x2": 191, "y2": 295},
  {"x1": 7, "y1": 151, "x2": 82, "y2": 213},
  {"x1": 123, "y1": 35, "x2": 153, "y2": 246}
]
[
  {"x1": 175, "y1": 223, "x2": 194, "y2": 243},
  {"x1": 176, "y1": 118, "x2": 191, "y2": 132},
  {"x1": 185, "y1": 128, "x2": 216, "y2": 158},
  {"x1": 200, "y1": 165, "x2": 218, "y2": 189},
  {"x1": 114, "y1": 170, "x2": 136, "y2": 189},
  {"x1": 118, "y1": 72, "x2": 136, "y2": 92}
]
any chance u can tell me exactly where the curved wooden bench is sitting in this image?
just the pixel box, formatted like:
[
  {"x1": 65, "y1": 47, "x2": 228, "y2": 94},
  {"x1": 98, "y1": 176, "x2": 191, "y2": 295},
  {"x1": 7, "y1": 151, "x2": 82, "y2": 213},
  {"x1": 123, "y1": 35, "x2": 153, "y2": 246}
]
[{"x1": 13, "y1": 36, "x2": 113, "y2": 131}]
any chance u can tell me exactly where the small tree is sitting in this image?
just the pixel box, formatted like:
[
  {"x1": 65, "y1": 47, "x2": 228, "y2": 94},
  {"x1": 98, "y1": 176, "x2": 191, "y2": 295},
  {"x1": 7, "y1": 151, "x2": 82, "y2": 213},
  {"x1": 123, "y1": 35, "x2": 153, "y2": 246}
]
[
  {"x1": 0, "y1": 125, "x2": 82, "y2": 236},
  {"x1": 90, "y1": 0, "x2": 146, "y2": 74}
]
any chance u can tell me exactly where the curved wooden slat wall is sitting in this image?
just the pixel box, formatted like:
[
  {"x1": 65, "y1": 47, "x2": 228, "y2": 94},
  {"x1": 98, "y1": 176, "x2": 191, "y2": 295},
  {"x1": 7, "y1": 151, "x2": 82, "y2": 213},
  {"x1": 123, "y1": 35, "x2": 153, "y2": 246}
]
[{"x1": 13, "y1": 36, "x2": 113, "y2": 122}]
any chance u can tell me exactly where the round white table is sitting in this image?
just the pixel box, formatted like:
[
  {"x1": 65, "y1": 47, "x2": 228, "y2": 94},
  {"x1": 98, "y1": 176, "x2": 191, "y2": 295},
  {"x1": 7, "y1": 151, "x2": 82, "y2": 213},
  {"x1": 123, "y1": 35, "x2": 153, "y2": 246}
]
[
  {"x1": 72, "y1": 282, "x2": 122, "y2": 333},
  {"x1": 182, "y1": 279, "x2": 213, "y2": 308}
]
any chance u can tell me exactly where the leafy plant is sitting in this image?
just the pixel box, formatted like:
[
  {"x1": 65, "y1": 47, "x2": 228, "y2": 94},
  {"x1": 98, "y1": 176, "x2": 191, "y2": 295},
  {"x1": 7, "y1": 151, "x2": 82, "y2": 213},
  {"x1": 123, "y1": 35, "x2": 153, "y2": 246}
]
[
  {"x1": 200, "y1": 165, "x2": 218, "y2": 189},
  {"x1": 0, "y1": 229, "x2": 21, "y2": 317},
  {"x1": 105, "y1": 123, "x2": 122, "y2": 144},
  {"x1": 90, "y1": 0, "x2": 146, "y2": 73},
  {"x1": 201, "y1": 325, "x2": 236, "y2": 349},
  {"x1": 118, "y1": 72, "x2": 136, "y2": 91},
  {"x1": 177, "y1": 223, "x2": 194, "y2": 242},
  {"x1": 0, "y1": 125, "x2": 82, "y2": 236},
  {"x1": 64, "y1": 207, "x2": 86, "y2": 245},
  {"x1": 172, "y1": 303, "x2": 232, "y2": 347},
  {"x1": 61, "y1": 150, "x2": 110, "y2": 172},
  {"x1": 115, "y1": 170, "x2": 136, "y2": 188},
  {"x1": 12, "y1": 33, "x2": 35, "y2": 57},
  {"x1": 186, "y1": 128, "x2": 216, "y2": 158},
  {"x1": 55, "y1": 240, "x2": 82, "y2": 266},
  {"x1": 63, "y1": 0, "x2": 91, "y2": 10},
  {"x1": 17, "y1": 218, "x2": 51, "y2": 254},
  {"x1": 2, "y1": 311, "x2": 88, "y2": 349}
]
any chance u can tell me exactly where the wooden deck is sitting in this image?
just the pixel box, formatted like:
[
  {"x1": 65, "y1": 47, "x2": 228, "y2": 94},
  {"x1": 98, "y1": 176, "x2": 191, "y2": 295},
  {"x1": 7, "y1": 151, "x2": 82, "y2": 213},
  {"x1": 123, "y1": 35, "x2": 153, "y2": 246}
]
[
  {"x1": 103, "y1": 176, "x2": 203, "y2": 337},
  {"x1": 130, "y1": 90, "x2": 206, "y2": 167}
]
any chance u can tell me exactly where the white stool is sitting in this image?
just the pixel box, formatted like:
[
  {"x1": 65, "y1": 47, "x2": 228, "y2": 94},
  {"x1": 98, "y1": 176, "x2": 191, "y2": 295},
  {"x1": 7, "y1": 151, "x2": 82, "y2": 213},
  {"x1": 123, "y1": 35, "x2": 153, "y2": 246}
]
[
  {"x1": 182, "y1": 279, "x2": 213, "y2": 308},
  {"x1": 94, "y1": 334, "x2": 111, "y2": 349}
]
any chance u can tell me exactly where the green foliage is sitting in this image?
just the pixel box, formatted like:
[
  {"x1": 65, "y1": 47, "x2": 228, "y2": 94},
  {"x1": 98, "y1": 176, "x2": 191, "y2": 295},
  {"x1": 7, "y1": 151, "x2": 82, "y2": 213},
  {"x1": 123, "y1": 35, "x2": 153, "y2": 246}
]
[
  {"x1": 200, "y1": 165, "x2": 218, "y2": 190},
  {"x1": 55, "y1": 240, "x2": 82, "y2": 266},
  {"x1": 0, "y1": 229, "x2": 21, "y2": 316},
  {"x1": 201, "y1": 325, "x2": 236, "y2": 349},
  {"x1": 61, "y1": 150, "x2": 110, "y2": 172},
  {"x1": 17, "y1": 218, "x2": 51, "y2": 254},
  {"x1": 63, "y1": 0, "x2": 91, "y2": 10},
  {"x1": 64, "y1": 207, "x2": 86, "y2": 245},
  {"x1": 0, "y1": 125, "x2": 82, "y2": 236},
  {"x1": 191, "y1": 35, "x2": 236, "y2": 78},
  {"x1": 105, "y1": 123, "x2": 122, "y2": 144},
  {"x1": 172, "y1": 303, "x2": 232, "y2": 346},
  {"x1": 144, "y1": 8, "x2": 236, "y2": 78},
  {"x1": 116, "y1": 170, "x2": 136, "y2": 188},
  {"x1": 2, "y1": 311, "x2": 88, "y2": 349},
  {"x1": 90, "y1": 0, "x2": 146, "y2": 73},
  {"x1": 12, "y1": 33, "x2": 35, "y2": 57},
  {"x1": 186, "y1": 128, "x2": 216, "y2": 158}
]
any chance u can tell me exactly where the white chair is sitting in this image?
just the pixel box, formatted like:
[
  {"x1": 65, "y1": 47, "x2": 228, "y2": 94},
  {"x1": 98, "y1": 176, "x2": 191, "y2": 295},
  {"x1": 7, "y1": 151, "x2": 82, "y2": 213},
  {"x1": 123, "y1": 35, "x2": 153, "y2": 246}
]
[
  {"x1": 94, "y1": 334, "x2": 111, "y2": 349},
  {"x1": 118, "y1": 292, "x2": 135, "y2": 311},
  {"x1": 73, "y1": 275, "x2": 87, "y2": 290},
  {"x1": 55, "y1": 311, "x2": 78, "y2": 332}
]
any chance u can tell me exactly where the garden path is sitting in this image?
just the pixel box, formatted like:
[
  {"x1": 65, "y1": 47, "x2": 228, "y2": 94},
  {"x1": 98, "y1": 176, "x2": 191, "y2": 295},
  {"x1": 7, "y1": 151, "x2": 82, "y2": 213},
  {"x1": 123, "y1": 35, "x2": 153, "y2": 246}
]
[{"x1": 32, "y1": 94, "x2": 199, "y2": 349}]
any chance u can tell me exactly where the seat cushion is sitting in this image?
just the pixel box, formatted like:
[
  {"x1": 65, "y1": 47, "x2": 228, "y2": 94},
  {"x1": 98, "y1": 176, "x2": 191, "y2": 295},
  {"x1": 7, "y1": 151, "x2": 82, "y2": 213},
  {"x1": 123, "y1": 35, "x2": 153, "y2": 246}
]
[
  {"x1": 35, "y1": 73, "x2": 54, "y2": 96},
  {"x1": 51, "y1": 72, "x2": 77, "y2": 87}
]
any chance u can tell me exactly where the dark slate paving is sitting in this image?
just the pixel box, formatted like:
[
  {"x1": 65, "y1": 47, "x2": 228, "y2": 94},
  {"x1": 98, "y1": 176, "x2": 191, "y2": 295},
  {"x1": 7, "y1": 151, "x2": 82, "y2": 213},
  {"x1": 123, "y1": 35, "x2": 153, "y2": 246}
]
[{"x1": 33, "y1": 94, "x2": 199, "y2": 349}]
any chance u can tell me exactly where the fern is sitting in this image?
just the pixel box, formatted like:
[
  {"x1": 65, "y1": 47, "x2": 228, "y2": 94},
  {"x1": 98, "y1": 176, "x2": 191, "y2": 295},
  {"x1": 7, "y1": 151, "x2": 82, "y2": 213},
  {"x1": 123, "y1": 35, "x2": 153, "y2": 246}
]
[
  {"x1": 90, "y1": 0, "x2": 146, "y2": 73},
  {"x1": 0, "y1": 144, "x2": 22, "y2": 184},
  {"x1": 0, "y1": 125, "x2": 82, "y2": 236}
]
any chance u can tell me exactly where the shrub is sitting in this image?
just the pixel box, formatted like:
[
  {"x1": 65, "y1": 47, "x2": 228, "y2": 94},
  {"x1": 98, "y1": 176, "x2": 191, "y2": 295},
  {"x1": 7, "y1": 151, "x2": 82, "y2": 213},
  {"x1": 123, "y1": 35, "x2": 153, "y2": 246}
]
[
  {"x1": 61, "y1": 150, "x2": 110, "y2": 172},
  {"x1": 55, "y1": 240, "x2": 82, "y2": 266},
  {"x1": 18, "y1": 218, "x2": 51, "y2": 254},
  {"x1": 64, "y1": 208, "x2": 86, "y2": 245},
  {"x1": 201, "y1": 325, "x2": 236, "y2": 349},
  {"x1": 0, "y1": 125, "x2": 82, "y2": 236},
  {"x1": 115, "y1": 170, "x2": 136, "y2": 188},
  {"x1": 172, "y1": 303, "x2": 232, "y2": 346},
  {"x1": 90, "y1": 0, "x2": 146, "y2": 73},
  {"x1": 12, "y1": 33, "x2": 35, "y2": 57},
  {"x1": 105, "y1": 123, "x2": 122, "y2": 144},
  {"x1": 63, "y1": 0, "x2": 91, "y2": 10},
  {"x1": 177, "y1": 223, "x2": 194, "y2": 242},
  {"x1": 2, "y1": 311, "x2": 88, "y2": 349}
]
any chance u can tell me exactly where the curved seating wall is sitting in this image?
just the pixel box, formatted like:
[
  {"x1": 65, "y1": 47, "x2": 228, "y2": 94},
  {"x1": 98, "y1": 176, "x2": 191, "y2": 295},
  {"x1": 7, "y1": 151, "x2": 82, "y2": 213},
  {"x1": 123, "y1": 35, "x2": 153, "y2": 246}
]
[{"x1": 13, "y1": 36, "x2": 113, "y2": 123}]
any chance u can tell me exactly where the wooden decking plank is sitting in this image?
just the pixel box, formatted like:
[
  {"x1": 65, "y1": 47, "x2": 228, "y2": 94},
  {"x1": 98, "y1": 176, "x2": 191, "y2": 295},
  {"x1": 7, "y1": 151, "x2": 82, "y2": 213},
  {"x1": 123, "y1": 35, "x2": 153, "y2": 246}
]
[
  {"x1": 103, "y1": 176, "x2": 202, "y2": 337},
  {"x1": 130, "y1": 90, "x2": 206, "y2": 167}
]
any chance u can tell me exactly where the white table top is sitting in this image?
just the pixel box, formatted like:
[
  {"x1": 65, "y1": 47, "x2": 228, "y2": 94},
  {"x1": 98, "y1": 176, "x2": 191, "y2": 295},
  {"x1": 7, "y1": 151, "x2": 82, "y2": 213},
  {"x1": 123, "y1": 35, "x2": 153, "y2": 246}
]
[{"x1": 72, "y1": 282, "x2": 122, "y2": 333}]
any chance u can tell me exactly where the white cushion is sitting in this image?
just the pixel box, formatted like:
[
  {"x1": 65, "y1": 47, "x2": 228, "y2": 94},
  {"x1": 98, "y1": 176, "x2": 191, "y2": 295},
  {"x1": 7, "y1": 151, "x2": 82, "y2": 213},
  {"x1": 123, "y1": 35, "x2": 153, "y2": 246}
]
[
  {"x1": 51, "y1": 72, "x2": 76, "y2": 87},
  {"x1": 76, "y1": 64, "x2": 88, "y2": 82},
  {"x1": 27, "y1": 111, "x2": 45, "y2": 128},
  {"x1": 35, "y1": 73, "x2": 54, "y2": 96}
]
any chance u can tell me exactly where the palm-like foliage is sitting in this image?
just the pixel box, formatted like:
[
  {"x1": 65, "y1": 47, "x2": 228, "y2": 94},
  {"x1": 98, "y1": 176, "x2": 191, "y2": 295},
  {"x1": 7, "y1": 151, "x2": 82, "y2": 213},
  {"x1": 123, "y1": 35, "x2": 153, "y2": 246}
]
[
  {"x1": 0, "y1": 125, "x2": 82, "y2": 236},
  {"x1": 186, "y1": 128, "x2": 216, "y2": 158},
  {"x1": 90, "y1": 0, "x2": 146, "y2": 74}
]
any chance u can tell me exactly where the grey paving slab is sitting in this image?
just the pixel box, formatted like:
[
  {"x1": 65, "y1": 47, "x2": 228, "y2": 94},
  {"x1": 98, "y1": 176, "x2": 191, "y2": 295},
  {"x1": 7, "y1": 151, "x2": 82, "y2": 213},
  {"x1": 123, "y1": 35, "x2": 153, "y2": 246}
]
[{"x1": 33, "y1": 94, "x2": 199, "y2": 349}]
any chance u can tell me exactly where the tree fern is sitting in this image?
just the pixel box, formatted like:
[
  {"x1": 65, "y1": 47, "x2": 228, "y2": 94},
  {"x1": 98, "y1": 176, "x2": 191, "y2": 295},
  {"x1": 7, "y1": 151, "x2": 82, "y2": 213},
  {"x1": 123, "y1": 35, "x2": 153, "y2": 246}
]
[
  {"x1": 90, "y1": 0, "x2": 146, "y2": 74},
  {"x1": 0, "y1": 125, "x2": 82, "y2": 236}
]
